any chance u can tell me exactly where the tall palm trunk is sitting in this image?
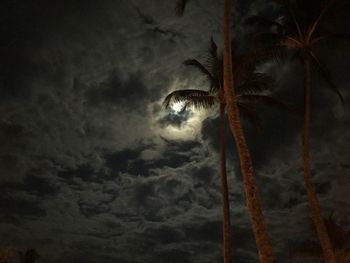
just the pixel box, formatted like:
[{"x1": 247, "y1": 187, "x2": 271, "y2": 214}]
[
  {"x1": 302, "y1": 54, "x2": 336, "y2": 263},
  {"x1": 222, "y1": 0, "x2": 275, "y2": 262},
  {"x1": 219, "y1": 102, "x2": 232, "y2": 263}
]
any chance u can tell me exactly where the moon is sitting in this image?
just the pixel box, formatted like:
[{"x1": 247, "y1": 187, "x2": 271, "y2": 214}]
[
  {"x1": 155, "y1": 102, "x2": 211, "y2": 141},
  {"x1": 170, "y1": 101, "x2": 186, "y2": 113}
]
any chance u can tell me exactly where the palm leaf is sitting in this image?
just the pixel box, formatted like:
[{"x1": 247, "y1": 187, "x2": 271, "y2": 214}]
[
  {"x1": 205, "y1": 37, "x2": 220, "y2": 74},
  {"x1": 249, "y1": 32, "x2": 285, "y2": 47},
  {"x1": 306, "y1": 0, "x2": 338, "y2": 42},
  {"x1": 163, "y1": 89, "x2": 216, "y2": 109},
  {"x1": 307, "y1": 50, "x2": 345, "y2": 104},
  {"x1": 283, "y1": 0, "x2": 304, "y2": 38},
  {"x1": 183, "y1": 59, "x2": 213, "y2": 78},
  {"x1": 183, "y1": 59, "x2": 218, "y2": 91},
  {"x1": 245, "y1": 15, "x2": 285, "y2": 33},
  {"x1": 235, "y1": 45, "x2": 286, "y2": 85},
  {"x1": 238, "y1": 94, "x2": 297, "y2": 112},
  {"x1": 313, "y1": 33, "x2": 350, "y2": 45},
  {"x1": 209, "y1": 36, "x2": 218, "y2": 60},
  {"x1": 185, "y1": 95, "x2": 216, "y2": 108},
  {"x1": 245, "y1": 34, "x2": 288, "y2": 66},
  {"x1": 236, "y1": 73, "x2": 275, "y2": 95},
  {"x1": 237, "y1": 102, "x2": 263, "y2": 132},
  {"x1": 204, "y1": 37, "x2": 222, "y2": 93}
]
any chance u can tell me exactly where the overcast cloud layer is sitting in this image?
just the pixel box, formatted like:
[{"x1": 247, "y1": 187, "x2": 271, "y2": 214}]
[{"x1": 0, "y1": 0, "x2": 349, "y2": 262}]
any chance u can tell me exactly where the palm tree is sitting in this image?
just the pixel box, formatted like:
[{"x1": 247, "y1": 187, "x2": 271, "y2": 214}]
[
  {"x1": 174, "y1": 0, "x2": 277, "y2": 262},
  {"x1": 223, "y1": 0, "x2": 276, "y2": 262},
  {"x1": 164, "y1": 37, "x2": 287, "y2": 263},
  {"x1": 18, "y1": 249, "x2": 40, "y2": 263},
  {"x1": 291, "y1": 213, "x2": 350, "y2": 262},
  {"x1": 246, "y1": 1, "x2": 349, "y2": 262}
]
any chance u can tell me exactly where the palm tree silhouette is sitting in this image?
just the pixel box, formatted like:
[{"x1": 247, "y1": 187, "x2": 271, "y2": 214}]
[
  {"x1": 18, "y1": 249, "x2": 40, "y2": 263},
  {"x1": 164, "y1": 37, "x2": 288, "y2": 263},
  {"x1": 291, "y1": 213, "x2": 350, "y2": 262},
  {"x1": 174, "y1": 0, "x2": 277, "y2": 262},
  {"x1": 223, "y1": 0, "x2": 276, "y2": 262},
  {"x1": 246, "y1": 1, "x2": 349, "y2": 262}
]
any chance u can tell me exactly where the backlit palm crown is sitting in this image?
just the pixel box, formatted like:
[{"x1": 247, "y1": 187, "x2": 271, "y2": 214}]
[
  {"x1": 163, "y1": 38, "x2": 286, "y2": 130},
  {"x1": 246, "y1": 0, "x2": 348, "y2": 103}
]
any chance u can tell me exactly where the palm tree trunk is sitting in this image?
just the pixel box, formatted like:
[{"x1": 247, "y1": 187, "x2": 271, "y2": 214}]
[
  {"x1": 302, "y1": 54, "x2": 336, "y2": 263},
  {"x1": 219, "y1": 103, "x2": 232, "y2": 263},
  {"x1": 222, "y1": 0, "x2": 275, "y2": 262}
]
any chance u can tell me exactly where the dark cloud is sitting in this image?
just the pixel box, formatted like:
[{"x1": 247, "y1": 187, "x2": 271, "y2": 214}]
[
  {"x1": 201, "y1": 115, "x2": 222, "y2": 151},
  {"x1": 0, "y1": 196, "x2": 46, "y2": 220},
  {"x1": 134, "y1": 6, "x2": 185, "y2": 43},
  {"x1": 104, "y1": 139, "x2": 200, "y2": 177},
  {"x1": 78, "y1": 201, "x2": 111, "y2": 218},
  {"x1": 85, "y1": 69, "x2": 155, "y2": 112},
  {"x1": 155, "y1": 248, "x2": 192, "y2": 263},
  {"x1": 0, "y1": 174, "x2": 58, "y2": 198},
  {"x1": 57, "y1": 165, "x2": 100, "y2": 185},
  {"x1": 191, "y1": 165, "x2": 217, "y2": 184}
]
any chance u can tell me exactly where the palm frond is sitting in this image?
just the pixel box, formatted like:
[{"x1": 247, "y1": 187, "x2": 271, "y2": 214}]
[
  {"x1": 247, "y1": 33, "x2": 288, "y2": 65},
  {"x1": 204, "y1": 37, "x2": 222, "y2": 93},
  {"x1": 209, "y1": 36, "x2": 218, "y2": 60},
  {"x1": 175, "y1": 0, "x2": 189, "y2": 16},
  {"x1": 183, "y1": 59, "x2": 218, "y2": 91},
  {"x1": 249, "y1": 32, "x2": 285, "y2": 47},
  {"x1": 313, "y1": 33, "x2": 350, "y2": 45},
  {"x1": 283, "y1": 0, "x2": 304, "y2": 38},
  {"x1": 308, "y1": 50, "x2": 345, "y2": 104},
  {"x1": 238, "y1": 94, "x2": 297, "y2": 112},
  {"x1": 245, "y1": 15, "x2": 285, "y2": 33},
  {"x1": 204, "y1": 38, "x2": 220, "y2": 74},
  {"x1": 163, "y1": 89, "x2": 215, "y2": 109},
  {"x1": 307, "y1": 0, "x2": 337, "y2": 41},
  {"x1": 183, "y1": 59, "x2": 213, "y2": 78},
  {"x1": 236, "y1": 73, "x2": 275, "y2": 95},
  {"x1": 235, "y1": 44, "x2": 286, "y2": 84},
  {"x1": 263, "y1": 45, "x2": 288, "y2": 62},
  {"x1": 185, "y1": 95, "x2": 216, "y2": 109},
  {"x1": 237, "y1": 102, "x2": 263, "y2": 132}
]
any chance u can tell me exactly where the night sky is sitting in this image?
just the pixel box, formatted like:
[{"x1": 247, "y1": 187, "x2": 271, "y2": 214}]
[{"x1": 0, "y1": 0, "x2": 349, "y2": 262}]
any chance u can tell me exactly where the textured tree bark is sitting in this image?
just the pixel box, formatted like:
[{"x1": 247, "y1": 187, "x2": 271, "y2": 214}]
[
  {"x1": 219, "y1": 103, "x2": 232, "y2": 263},
  {"x1": 222, "y1": 0, "x2": 275, "y2": 262},
  {"x1": 302, "y1": 54, "x2": 336, "y2": 263}
]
